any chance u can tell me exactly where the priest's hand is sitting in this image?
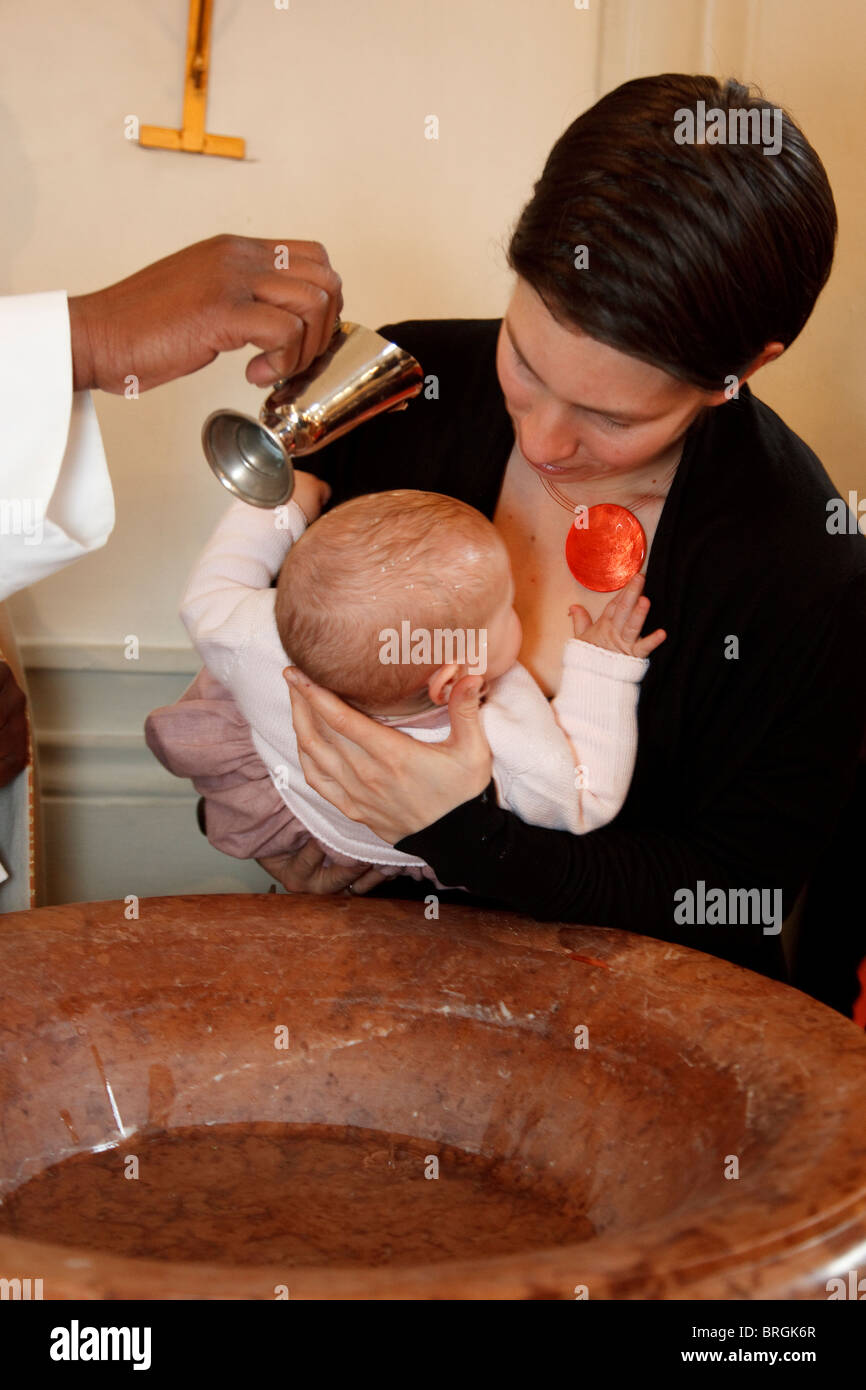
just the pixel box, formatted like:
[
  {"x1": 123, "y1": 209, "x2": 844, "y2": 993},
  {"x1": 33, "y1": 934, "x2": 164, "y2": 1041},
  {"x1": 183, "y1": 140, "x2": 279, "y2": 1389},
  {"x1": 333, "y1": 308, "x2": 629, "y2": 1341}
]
[{"x1": 68, "y1": 235, "x2": 343, "y2": 394}]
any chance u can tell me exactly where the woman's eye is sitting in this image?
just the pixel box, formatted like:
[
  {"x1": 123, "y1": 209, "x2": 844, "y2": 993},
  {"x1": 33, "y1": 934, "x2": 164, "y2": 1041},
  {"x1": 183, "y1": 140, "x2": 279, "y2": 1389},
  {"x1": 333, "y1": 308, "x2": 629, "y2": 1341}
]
[{"x1": 599, "y1": 415, "x2": 628, "y2": 430}]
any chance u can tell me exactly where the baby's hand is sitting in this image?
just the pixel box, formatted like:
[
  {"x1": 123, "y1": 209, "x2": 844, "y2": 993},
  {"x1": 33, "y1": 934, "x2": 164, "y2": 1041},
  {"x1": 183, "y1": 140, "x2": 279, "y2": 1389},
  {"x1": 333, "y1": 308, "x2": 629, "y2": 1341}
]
[
  {"x1": 290, "y1": 470, "x2": 331, "y2": 525},
  {"x1": 569, "y1": 573, "x2": 666, "y2": 660}
]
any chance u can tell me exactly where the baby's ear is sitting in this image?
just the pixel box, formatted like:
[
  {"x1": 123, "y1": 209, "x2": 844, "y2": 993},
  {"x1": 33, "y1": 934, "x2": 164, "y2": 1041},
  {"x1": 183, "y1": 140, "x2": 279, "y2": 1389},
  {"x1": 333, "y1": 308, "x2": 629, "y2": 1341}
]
[{"x1": 427, "y1": 663, "x2": 461, "y2": 706}]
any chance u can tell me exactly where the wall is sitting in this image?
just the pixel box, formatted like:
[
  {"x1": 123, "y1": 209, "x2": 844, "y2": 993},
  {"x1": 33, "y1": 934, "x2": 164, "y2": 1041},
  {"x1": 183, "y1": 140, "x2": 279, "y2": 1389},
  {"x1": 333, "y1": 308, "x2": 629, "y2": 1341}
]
[{"x1": 1, "y1": 0, "x2": 863, "y2": 901}]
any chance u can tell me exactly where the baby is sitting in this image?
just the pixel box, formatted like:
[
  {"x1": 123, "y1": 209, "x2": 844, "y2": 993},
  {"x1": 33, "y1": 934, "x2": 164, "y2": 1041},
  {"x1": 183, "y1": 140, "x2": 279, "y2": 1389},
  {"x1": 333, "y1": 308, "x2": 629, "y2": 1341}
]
[{"x1": 147, "y1": 476, "x2": 664, "y2": 886}]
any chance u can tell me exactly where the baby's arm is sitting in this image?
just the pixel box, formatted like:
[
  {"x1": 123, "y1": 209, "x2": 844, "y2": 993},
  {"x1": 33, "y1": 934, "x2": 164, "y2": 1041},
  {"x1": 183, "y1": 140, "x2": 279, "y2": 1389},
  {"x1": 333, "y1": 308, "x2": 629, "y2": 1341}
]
[
  {"x1": 490, "y1": 575, "x2": 662, "y2": 834},
  {"x1": 552, "y1": 573, "x2": 665, "y2": 830},
  {"x1": 548, "y1": 641, "x2": 647, "y2": 833},
  {"x1": 179, "y1": 475, "x2": 328, "y2": 685}
]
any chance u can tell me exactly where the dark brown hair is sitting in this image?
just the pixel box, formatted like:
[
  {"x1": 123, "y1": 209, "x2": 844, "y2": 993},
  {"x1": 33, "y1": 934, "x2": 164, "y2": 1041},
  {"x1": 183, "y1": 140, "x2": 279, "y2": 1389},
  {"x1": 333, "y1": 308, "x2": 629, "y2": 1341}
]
[{"x1": 507, "y1": 74, "x2": 837, "y2": 390}]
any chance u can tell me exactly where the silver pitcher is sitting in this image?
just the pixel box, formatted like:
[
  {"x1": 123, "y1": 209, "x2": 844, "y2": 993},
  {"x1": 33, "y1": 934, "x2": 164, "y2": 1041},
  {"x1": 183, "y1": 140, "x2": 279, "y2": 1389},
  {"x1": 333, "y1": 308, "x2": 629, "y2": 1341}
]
[{"x1": 202, "y1": 319, "x2": 424, "y2": 507}]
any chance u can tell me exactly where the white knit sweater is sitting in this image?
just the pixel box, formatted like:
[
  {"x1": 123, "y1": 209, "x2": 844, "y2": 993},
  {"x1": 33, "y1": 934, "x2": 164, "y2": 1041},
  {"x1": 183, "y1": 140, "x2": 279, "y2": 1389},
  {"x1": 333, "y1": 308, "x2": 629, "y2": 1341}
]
[{"x1": 180, "y1": 500, "x2": 648, "y2": 874}]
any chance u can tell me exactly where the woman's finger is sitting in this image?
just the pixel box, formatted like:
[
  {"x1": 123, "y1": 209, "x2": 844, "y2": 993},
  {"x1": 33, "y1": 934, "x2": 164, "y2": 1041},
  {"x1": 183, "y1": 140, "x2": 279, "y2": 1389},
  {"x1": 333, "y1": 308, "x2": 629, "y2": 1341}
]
[
  {"x1": 295, "y1": 743, "x2": 368, "y2": 822},
  {"x1": 285, "y1": 669, "x2": 404, "y2": 760},
  {"x1": 443, "y1": 676, "x2": 493, "y2": 787},
  {"x1": 257, "y1": 843, "x2": 369, "y2": 895},
  {"x1": 256, "y1": 840, "x2": 327, "y2": 891},
  {"x1": 291, "y1": 838, "x2": 329, "y2": 876},
  {"x1": 346, "y1": 867, "x2": 390, "y2": 895},
  {"x1": 286, "y1": 681, "x2": 380, "y2": 809},
  {"x1": 315, "y1": 859, "x2": 376, "y2": 893},
  {"x1": 284, "y1": 675, "x2": 336, "y2": 753},
  {"x1": 291, "y1": 713, "x2": 390, "y2": 827}
]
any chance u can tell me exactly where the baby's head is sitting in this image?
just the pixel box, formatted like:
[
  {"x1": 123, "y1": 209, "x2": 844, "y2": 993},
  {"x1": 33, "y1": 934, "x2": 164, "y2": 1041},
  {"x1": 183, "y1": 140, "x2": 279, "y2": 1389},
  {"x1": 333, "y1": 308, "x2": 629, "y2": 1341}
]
[{"x1": 275, "y1": 490, "x2": 521, "y2": 721}]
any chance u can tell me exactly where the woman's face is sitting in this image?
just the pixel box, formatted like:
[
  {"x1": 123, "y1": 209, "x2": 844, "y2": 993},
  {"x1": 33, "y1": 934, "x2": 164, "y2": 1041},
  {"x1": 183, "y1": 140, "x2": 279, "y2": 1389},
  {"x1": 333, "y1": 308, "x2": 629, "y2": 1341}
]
[{"x1": 496, "y1": 278, "x2": 719, "y2": 483}]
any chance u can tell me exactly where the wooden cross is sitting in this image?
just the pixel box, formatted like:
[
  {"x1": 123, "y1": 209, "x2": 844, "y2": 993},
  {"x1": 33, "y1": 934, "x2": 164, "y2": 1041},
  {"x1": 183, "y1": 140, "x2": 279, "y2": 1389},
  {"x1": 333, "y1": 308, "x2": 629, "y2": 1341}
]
[{"x1": 139, "y1": 0, "x2": 245, "y2": 160}]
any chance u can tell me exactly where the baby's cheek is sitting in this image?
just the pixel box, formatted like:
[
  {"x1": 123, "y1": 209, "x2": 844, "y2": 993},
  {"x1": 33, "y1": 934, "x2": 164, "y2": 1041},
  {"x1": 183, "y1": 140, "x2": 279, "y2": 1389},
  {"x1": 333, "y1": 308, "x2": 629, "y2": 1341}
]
[{"x1": 485, "y1": 621, "x2": 521, "y2": 680}]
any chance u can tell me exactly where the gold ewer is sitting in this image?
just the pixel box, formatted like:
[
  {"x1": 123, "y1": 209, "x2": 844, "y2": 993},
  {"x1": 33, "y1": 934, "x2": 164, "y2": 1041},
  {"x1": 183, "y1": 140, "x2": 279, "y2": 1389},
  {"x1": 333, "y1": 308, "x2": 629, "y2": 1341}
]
[{"x1": 202, "y1": 319, "x2": 424, "y2": 507}]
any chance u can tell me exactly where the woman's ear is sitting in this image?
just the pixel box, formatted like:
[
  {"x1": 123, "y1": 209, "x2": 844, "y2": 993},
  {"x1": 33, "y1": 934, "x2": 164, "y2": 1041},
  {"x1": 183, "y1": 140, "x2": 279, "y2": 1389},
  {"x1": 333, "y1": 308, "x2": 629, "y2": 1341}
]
[
  {"x1": 705, "y1": 340, "x2": 786, "y2": 405},
  {"x1": 427, "y1": 663, "x2": 462, "y2": 706}
]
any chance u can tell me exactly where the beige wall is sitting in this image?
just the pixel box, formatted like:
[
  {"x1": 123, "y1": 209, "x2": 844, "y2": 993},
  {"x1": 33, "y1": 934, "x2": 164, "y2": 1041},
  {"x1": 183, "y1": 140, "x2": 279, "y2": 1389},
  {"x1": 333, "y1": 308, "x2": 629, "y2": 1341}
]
[
  {"x1": 3, "y1": 0, "x2": 600, "y2": 649},
  {"x1": 1, "y1": 0, "x2": 863, "y2": 901}
]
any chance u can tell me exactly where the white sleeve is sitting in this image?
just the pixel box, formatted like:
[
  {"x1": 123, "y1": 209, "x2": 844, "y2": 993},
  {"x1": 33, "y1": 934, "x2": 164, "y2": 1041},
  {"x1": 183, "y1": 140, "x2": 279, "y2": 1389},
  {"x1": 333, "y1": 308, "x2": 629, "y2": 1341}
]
[
  {"x1": 549, "y1": 638, "x2": 648, "y2": 831},
  {"x1": 484, "y1": 643, "x2": 647, "y2": 835},
  {"x1": 0, "y1": 292, "x2": 114, "y2": 601},
  {"x1": 179, "y1": 497, "x2": 307, "y2": 687}
]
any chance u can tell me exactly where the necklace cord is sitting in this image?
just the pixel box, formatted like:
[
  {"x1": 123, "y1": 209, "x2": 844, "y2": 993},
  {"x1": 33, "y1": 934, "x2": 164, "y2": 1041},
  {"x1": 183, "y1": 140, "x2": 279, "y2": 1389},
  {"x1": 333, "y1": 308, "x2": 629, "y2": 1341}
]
[{"x1": 538, "y1": 454, "x2": 681, "y2": 515}]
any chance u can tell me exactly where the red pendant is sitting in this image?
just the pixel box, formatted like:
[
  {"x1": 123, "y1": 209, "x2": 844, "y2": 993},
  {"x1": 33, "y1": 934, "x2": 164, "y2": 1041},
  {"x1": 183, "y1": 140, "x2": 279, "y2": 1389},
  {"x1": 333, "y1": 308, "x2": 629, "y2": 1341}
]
[{"x1": 565, "y1": 503, "x2": 647, "y2": 592}]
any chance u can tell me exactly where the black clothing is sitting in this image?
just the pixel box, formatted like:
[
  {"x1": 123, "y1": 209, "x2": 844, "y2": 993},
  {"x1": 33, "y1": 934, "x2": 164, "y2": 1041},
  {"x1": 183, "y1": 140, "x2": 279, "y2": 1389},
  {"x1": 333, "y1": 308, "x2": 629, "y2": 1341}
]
[{"x1": 310, "y1": 318, "x2": 866, "y2": 986}]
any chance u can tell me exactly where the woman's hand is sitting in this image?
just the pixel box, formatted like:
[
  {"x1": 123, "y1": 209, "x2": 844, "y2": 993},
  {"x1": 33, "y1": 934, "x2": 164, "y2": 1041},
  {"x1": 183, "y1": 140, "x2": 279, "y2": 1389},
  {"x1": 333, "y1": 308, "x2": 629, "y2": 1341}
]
[
  {"x1": 284, "y1": 669, "x2": 493, "y2": 844},
  {"x1": 257, "y1": 842, "x2": 388, "y2": 895}
]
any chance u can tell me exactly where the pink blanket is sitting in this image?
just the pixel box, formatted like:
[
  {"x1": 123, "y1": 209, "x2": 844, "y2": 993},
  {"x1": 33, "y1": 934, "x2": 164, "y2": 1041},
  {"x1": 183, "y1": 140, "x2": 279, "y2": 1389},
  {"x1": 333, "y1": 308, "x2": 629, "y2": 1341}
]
[{"x1": 144, "y1": 667, "x2": 360, "y2": 867}]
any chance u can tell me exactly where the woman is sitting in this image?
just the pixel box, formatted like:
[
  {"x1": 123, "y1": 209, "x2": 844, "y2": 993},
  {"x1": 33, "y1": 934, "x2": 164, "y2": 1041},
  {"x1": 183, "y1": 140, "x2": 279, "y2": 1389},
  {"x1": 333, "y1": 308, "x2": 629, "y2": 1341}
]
[{"x1": 159, "y1": 73, "x2": 866, "y2": 988}]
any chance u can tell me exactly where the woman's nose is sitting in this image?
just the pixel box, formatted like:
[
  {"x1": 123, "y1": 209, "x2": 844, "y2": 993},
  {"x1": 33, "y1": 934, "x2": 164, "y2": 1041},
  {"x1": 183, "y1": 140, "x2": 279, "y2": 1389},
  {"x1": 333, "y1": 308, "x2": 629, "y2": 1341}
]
[{"x1": 517, "y1": 406, "x2": 579, "y2": 467}]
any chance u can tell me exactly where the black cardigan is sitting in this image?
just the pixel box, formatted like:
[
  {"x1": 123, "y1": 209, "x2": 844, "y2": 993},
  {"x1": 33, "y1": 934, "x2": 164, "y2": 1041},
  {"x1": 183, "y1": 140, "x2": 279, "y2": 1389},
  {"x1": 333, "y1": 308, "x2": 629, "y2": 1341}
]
[{"x1": 308, "y1": 318, "x2": 866, "y2": 980}]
